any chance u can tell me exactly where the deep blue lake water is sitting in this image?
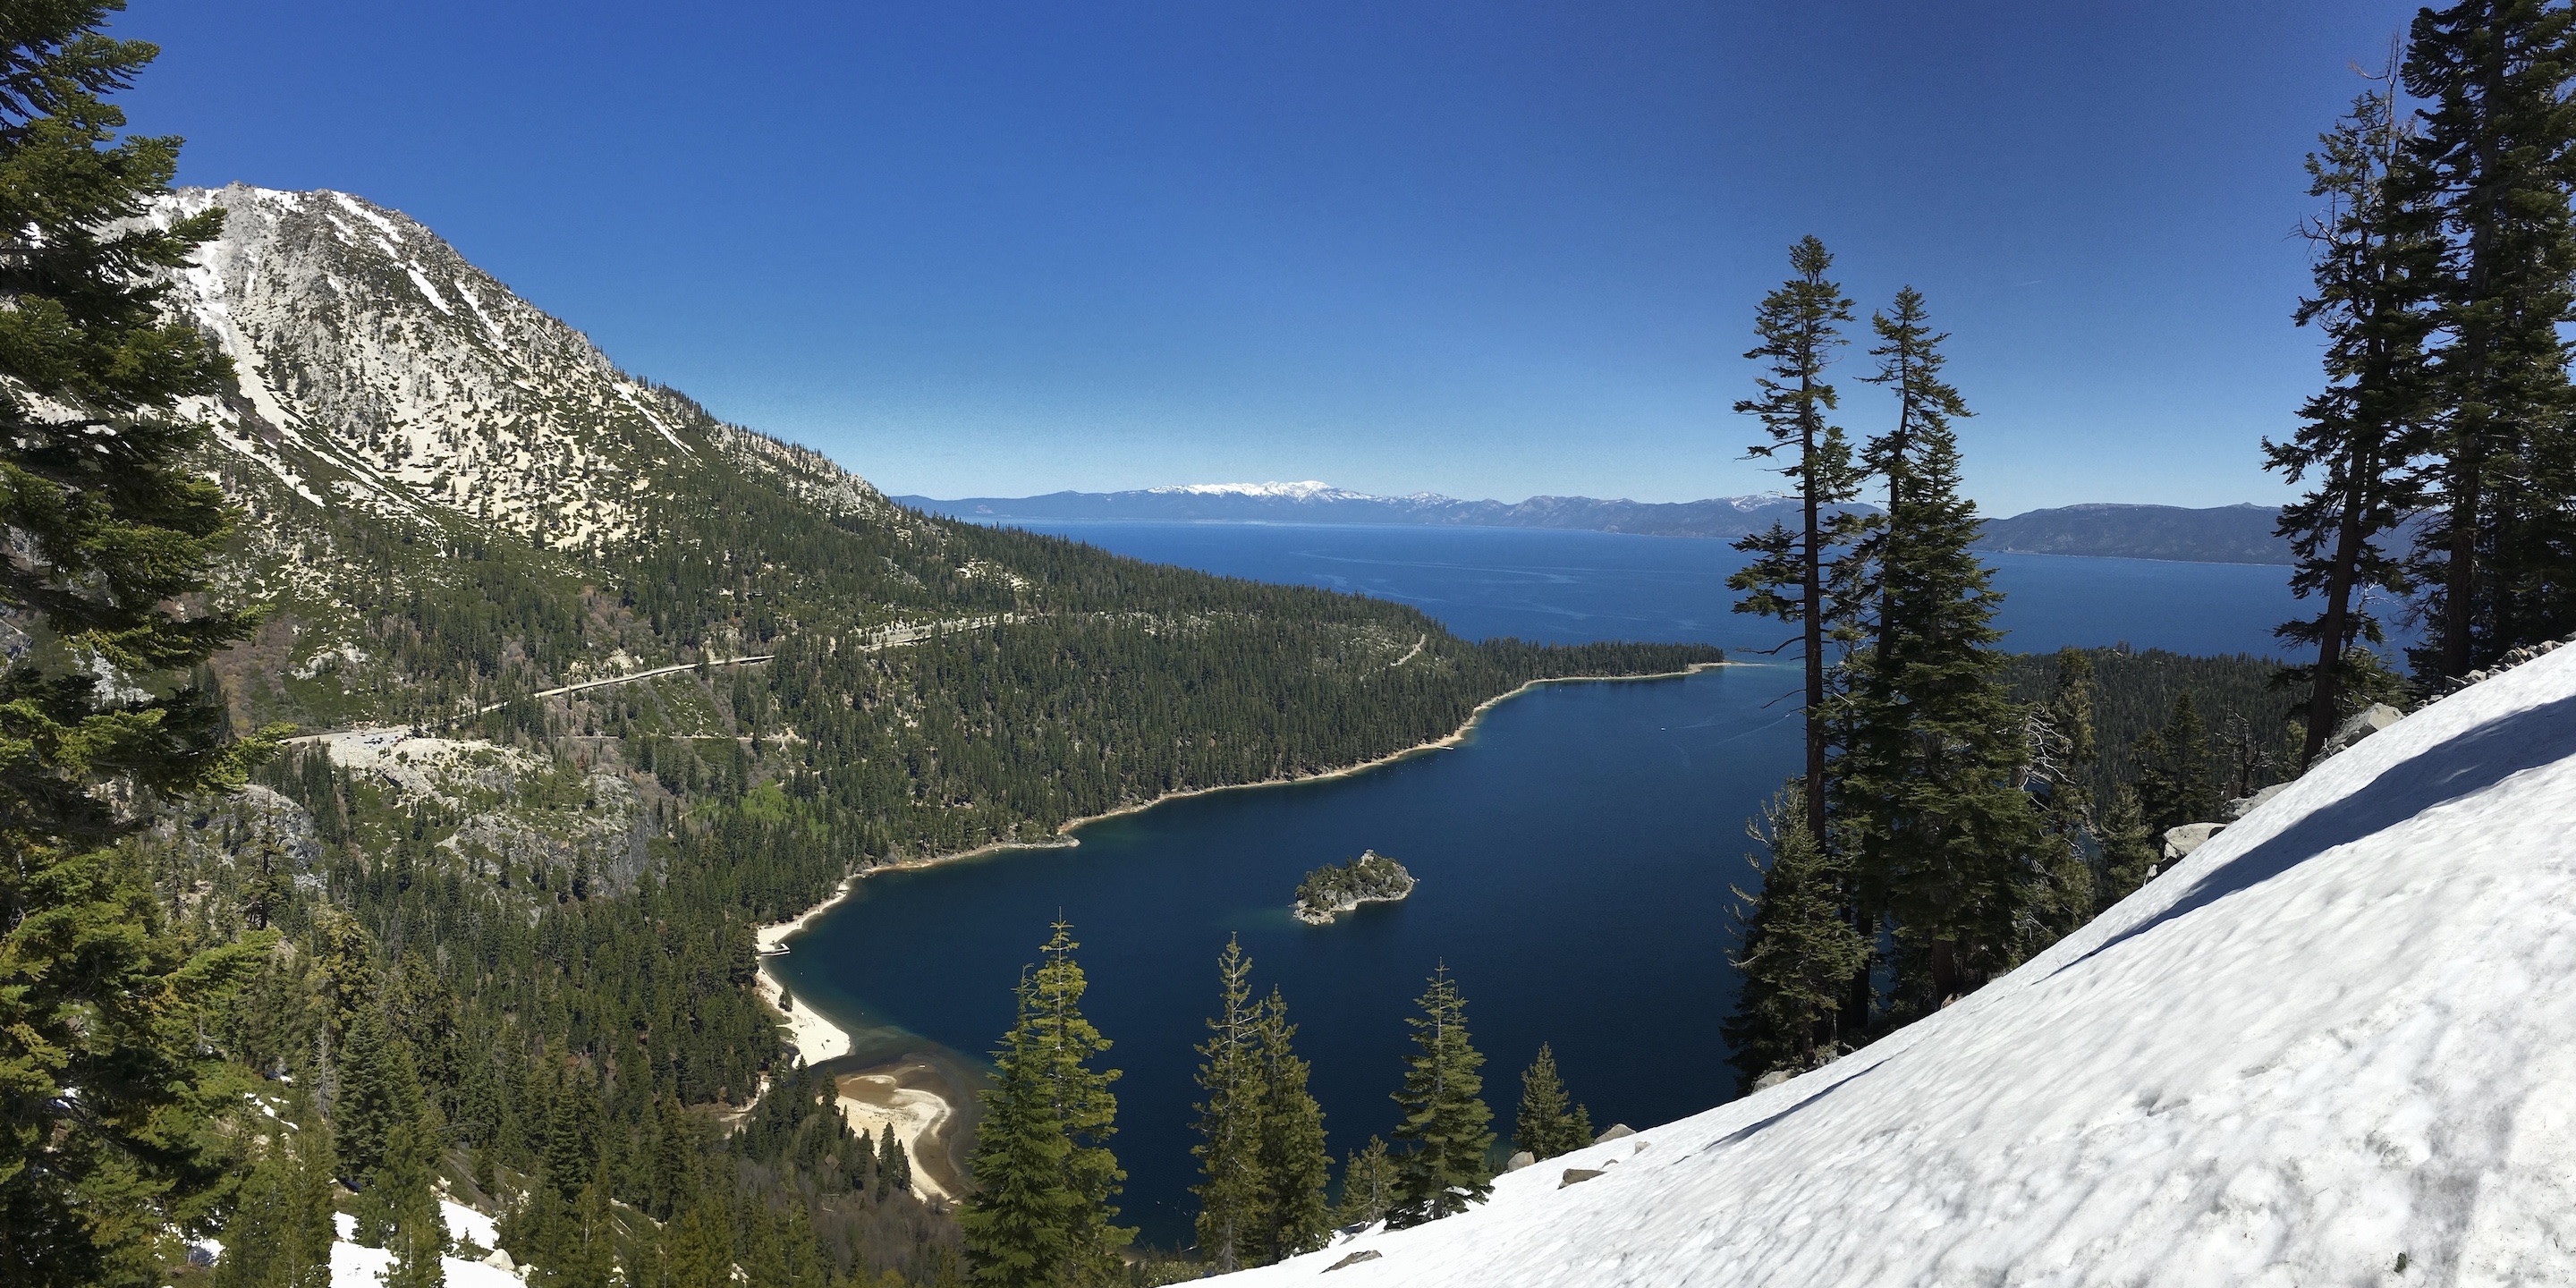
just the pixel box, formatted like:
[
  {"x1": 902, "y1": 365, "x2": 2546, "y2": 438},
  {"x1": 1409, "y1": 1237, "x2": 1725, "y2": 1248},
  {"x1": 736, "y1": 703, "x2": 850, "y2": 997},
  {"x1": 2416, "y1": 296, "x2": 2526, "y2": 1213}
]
[{"x1": 766, "y1": 521, "x2": 2309, "y2": 1244}]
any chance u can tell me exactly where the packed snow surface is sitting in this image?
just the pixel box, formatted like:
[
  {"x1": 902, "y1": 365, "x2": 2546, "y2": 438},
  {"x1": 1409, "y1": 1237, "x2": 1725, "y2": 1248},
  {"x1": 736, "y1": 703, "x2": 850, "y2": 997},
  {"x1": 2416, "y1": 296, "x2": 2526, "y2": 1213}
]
[{"x1": 1227, "y1": 646, "x2": 2576, "y2": 1285}]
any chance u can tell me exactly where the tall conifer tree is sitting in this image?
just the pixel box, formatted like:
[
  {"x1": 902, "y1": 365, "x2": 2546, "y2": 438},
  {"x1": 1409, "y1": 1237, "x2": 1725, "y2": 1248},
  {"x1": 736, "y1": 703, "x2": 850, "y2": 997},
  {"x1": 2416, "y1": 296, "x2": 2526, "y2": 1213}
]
[
  {"x1": 212, "y1": 1135, "x2": 292, "y2": 1288},
  {"x1": 1730, "y1": 236, "x2": 1865, "y2": 843},
  {"x1": 1720, "y1": 786, "x2": 1867, "y2": 1089},
  {"x1": 2095, "y1": 785, "x2": 2163, "y2": 911},
  {"x1": 960, "y1": 922, "x2": 1131, "y2": 1288},
  {"x1": 1835, "y1": 290, "x2": 2044, "y2": 1015},
  {"x1": 1251, "y1": 987, "x2": 1330, "y2": 1263},
  {"x1": 2272, "y1": 58, "x2": 2440, "y2": 763},
  {"x1": 2022, "y1": 649, "x2": 2102, "y2": 949},
  {"x1": 1386, "y1": 964, "x2": 1493, "y2": 1228},
  {"x1": 336, "y1": 1008, "x2": 420, "y2": 1201},
  {"x1": 283, "y1": 1097, "x2": 336, "y2": 1288},
  {"x1": 1189, "y1": 936, "x2": 1267, "y2": 1273},
  {"x1": 376, "y1": 1111, "x2": 450, "y2": 1288},
  {"x1": 0, "y1": 6, "x2": 281, "y2": 1282},
  {"x1": 2402, "y1": 0, "x2": 2576, "y2": 674},
  {"x1": 2132, "y1": 692, "x2": 2221, "y2": 836}
]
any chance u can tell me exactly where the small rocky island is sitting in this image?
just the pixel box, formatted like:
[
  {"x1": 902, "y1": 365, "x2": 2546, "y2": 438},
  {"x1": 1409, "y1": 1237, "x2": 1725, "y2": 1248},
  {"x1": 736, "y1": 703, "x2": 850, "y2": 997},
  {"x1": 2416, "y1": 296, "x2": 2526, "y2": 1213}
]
[{"x1": 1292, "y1": 851, "x2": 1416, "y2": 925}]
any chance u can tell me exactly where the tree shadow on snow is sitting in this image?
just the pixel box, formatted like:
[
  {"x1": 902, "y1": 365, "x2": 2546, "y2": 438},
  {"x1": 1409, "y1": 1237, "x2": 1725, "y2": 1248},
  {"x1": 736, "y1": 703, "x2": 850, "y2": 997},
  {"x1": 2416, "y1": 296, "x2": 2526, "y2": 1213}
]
[{"x1": 2053, "y1": 691, "x2": 2576, "y2": 979}]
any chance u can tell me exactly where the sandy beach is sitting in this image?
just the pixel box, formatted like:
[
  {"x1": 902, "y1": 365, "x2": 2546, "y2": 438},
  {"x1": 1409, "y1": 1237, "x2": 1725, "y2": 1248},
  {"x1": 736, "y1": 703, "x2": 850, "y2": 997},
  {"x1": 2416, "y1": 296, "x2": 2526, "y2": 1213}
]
[{"x1": 753, "y1": 954, "x2": 852, "y2": 1065}]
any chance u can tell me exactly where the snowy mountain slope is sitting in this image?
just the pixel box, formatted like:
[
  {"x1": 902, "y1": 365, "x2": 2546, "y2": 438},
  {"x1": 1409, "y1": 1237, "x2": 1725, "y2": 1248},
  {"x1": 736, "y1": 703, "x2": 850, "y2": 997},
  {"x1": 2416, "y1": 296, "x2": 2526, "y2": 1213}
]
[
  {"x1": 1229, "y1": 646, "x2": 2576, "y2": 1285},
  {"x1": 156, "y1": 183, "x2": 895, "y2": 548}
]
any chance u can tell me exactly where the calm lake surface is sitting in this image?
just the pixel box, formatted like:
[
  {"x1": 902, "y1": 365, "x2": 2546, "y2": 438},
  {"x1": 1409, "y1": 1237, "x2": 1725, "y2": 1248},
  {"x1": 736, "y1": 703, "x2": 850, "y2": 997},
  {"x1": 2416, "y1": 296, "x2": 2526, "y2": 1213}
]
[{"x1": 767, "y1": 521, "x2": 2306, "y2": 1243}]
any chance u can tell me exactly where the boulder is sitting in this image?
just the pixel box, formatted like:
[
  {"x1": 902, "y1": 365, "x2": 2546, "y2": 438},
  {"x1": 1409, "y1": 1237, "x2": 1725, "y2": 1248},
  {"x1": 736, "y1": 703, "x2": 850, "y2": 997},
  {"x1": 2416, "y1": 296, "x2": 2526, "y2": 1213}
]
[
  {"x1": 1592, "y1": 1123, "x2": 1634, "y2": 1144},
  {"x1": 1504, "y1": 1150, "x2": 1537, "y2": 1173},
  {"x1": 2319, "y1": 703, "x2": 2403, "y2": 758},
  {"x1": 1559, "y1": 1167, "x2": 1607, "y2": 1188},
  {"x1": 2224, "y1": 783, "x2": 2290, "y2": 820},
  {"x1": 1326, "y1": 1250, "x2": 1384, "y2": 1272},
  {"x1": 2163, "y1": 822, "x2": 2226, "y2": 863},
  {"x1": 1750, "y1": 1069, "x2": 1793, "y2": 1092}
]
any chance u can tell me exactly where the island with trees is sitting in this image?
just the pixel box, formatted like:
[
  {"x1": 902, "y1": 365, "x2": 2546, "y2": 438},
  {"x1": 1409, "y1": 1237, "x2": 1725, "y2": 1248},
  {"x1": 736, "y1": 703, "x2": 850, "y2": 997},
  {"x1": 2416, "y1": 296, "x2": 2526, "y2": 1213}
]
[{"x1": 1292, "y1": 851, "x2": 1417, "y2": 925}]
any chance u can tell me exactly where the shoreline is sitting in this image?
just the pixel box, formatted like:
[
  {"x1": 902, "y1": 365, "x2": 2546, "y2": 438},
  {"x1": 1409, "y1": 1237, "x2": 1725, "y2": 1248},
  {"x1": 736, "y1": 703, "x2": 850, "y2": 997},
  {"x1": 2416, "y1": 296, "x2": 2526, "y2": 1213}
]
[
  {"x1": 833, "y1": 1058, "x2": 966, "y2": 1204},
  {"x1": 749, "y1": 660, "x2": 1733, "y2": 1064}
]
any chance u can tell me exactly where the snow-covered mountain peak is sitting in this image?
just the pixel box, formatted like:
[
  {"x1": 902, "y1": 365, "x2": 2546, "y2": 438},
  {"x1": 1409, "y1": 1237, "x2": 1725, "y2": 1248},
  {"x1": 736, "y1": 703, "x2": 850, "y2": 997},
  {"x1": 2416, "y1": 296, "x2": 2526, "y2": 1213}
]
[
  {"x1": 1146, "y1": 480, "x2": 1372, "y2": 501},
  {"x1": 152, "y1": 182, "x2": 886, "y2": 547},
  {"x1": 1228, "y1": 642, "x2": 2576, "y2": 1284}
]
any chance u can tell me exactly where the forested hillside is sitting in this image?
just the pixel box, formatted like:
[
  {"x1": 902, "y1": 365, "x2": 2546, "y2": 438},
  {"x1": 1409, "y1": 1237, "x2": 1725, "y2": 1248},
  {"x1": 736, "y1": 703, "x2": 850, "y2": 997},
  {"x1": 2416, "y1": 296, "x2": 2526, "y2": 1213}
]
[{"x1": 1999, "y1": 648, "x2": 2294, "y2": 804}]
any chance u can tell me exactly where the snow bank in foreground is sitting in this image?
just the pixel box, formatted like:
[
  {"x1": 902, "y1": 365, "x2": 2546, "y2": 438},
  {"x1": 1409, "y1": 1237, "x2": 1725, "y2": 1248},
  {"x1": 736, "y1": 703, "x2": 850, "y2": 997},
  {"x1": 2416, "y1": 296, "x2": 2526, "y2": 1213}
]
[{"x1": 1228, "y1": 646, "x2": 2576, "y2": 1285}]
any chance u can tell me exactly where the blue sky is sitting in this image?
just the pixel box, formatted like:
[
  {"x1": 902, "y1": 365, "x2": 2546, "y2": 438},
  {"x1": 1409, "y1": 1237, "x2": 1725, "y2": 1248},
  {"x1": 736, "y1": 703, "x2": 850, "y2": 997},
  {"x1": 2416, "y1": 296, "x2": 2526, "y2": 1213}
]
[{"x1": 128, "y1": 1, "x2": 2419, "y2": 513}]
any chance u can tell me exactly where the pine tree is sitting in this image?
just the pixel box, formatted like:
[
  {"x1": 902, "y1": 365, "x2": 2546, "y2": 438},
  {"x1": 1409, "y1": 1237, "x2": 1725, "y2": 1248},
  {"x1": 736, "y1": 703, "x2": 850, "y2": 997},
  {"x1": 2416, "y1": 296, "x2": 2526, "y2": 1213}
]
[
  {"x1": 1387, "y1": 964, "x2": 1493, "y2": 1228},
  {"x1": 1189, "y1": 936, "x2": 1267, "y2": 1272},
  {"x1": 377, "y1": 1111, "x2": 450, "y2": 1288},
  {"x1": 2131, "y1": 691, "x2": 2220, "y2": 835},
  {"x1": 0, "y1": 6, "x2": 282, "y2": 1282},
  {"x1": 213, "y1": 1133, "x2": 292, "y2": 1288},
  {"x1": 336, "y1": 1008, "x2": 422, "y2": 1202},
  {"x1": 664, "y1": 1201, "x2": 733, "y2": 1288},
  {"x1": 959, "y1": 1038, "x2": 1072, "y2": 1288},
  {"x1": 741, "y1": 1199, "x2": 790, "y2": 1288},
  {"x1": 1834, "y1": 286, "x2": 2046, "y2": 1016},
  {"x1": 2403, "y1": 0, "x2": 2576, "y2": 675},
  {"x1": 2023, "y1": 649, "x2": 2102, "y2": 949},
  {"x1": 214, "y1": 1089, "x2": 333, "y2": 1288},
  {"x1": 2271, "y1": 56, "x2": 2441, "y2": 761},
  {"x1": 959, "y1": 921, "x2": 1131, "y2": 1288},
  {"x1": 2096, "y1": 785, "x2": 2162, "y2": 911},
  {"x1": 1510, "y1": 1044, "x2": 1589, "y2": 1162},
  {"x1": 541, "y1": 1068, "x2": 605, "y2": 1204},
  {"x1": 242, "y1": 820, "x2": 286, "y2": 932},
  {"x1": 1252, "y1": 987, "x2": 1330, "y2": 1263},
  {"x1": 1730, "y1": 236, "x2": 1867, "y2": 842},
  {"x1": 1335, "y1": 1137, "x2": 1396, "y2": 1230},
  {"x1": 1720, "y1": 786, "x2": 1868, "y2": 1090},
  {"x1": 877, "y1": 1131, "x2": 910, "y2": 1200}
]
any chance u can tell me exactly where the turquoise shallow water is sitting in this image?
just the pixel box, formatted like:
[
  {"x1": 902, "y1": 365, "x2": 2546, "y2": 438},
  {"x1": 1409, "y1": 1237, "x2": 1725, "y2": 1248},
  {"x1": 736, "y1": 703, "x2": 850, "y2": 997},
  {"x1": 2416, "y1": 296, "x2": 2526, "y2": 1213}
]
[{"x1": 767, "y1": 522, "x2": 2309, "y2": 1243}]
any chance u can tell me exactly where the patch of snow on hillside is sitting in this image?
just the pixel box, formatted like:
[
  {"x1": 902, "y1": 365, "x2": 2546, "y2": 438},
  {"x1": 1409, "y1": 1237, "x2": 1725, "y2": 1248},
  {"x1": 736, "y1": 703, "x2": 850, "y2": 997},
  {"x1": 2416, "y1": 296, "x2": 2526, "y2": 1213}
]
[
  {"x1": 332, "y1": 191, "x2": 404, "y2": 243},
  {"x1": 1224, "y1": 644, "x2": 2576, "y2": 1286},
  {"x1": 441, "y1": 1199, "x2": 498, "y2": 1248},
  {"x1": 404, "y1": 265, "x2": 453, "y2": 314},
  {"x1": 615, "y1": 383, "x2": 693, "y2": 454},
  {"x1": 326, "y1": 1232, "x2": 518, "y2": 1288}
]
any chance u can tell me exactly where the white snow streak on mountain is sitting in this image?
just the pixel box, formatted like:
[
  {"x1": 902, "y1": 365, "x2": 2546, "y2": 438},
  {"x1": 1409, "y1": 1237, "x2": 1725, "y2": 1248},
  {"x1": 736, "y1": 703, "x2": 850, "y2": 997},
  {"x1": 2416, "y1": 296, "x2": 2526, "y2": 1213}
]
[{"x1": 1227, "y1": 647, "x2": 2576, "y2": 1286}]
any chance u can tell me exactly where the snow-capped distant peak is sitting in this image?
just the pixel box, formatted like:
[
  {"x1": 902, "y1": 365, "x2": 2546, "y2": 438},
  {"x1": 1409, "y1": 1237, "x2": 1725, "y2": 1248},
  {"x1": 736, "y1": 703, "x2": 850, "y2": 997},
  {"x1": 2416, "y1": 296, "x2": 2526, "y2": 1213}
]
[{"x1": 1146, "y1": 480, "x2": 1362, "y2": 500}]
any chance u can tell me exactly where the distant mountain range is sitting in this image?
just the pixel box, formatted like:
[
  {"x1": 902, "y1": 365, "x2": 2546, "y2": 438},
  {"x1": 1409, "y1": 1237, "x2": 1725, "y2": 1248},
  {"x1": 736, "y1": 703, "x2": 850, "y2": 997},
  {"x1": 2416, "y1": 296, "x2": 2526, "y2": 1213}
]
[{"x1": 895, "y1": 485, "x2": 2298, "y2": 565}]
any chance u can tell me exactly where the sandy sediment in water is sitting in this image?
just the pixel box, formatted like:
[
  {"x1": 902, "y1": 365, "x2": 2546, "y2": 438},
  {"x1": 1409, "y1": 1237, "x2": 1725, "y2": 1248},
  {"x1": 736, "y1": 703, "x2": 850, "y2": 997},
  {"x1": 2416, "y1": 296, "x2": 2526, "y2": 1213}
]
[{"x1": 835, "y1": 1060, "x2": 966, "y2": 1203}]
